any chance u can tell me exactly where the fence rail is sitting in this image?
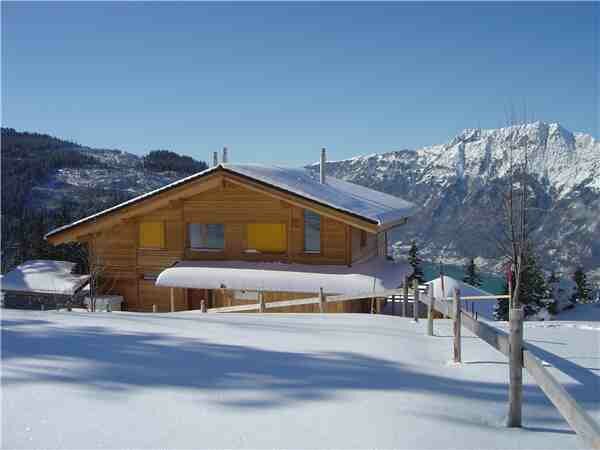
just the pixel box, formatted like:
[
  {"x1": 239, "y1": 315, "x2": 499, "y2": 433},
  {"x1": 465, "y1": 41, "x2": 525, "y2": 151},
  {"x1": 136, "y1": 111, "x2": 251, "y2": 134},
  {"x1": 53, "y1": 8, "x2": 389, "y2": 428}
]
[
  {"x1": 418, "y1": 284, "x2": 600, "y2": 449},
  {"x1": 206, "y1": 289, "x2": 403, "y2": 313},
  {"x1": 202, "y1": 279, "x2": 599, "y2": 448}
]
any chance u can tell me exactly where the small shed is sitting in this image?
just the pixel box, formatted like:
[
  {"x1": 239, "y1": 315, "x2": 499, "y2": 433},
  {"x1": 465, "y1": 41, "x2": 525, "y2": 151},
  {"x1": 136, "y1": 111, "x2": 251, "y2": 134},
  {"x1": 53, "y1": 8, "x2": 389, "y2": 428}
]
[{"x1": 0, "y1": 260, "x2": 90, "y2": 310}]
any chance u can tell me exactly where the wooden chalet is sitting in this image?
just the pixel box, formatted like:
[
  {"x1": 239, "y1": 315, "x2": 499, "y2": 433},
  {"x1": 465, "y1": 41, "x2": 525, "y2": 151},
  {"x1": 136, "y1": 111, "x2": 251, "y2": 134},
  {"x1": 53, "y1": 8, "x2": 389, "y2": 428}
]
[{"x1": 46, "y1": 151, "x2": 417, "y2": 313}]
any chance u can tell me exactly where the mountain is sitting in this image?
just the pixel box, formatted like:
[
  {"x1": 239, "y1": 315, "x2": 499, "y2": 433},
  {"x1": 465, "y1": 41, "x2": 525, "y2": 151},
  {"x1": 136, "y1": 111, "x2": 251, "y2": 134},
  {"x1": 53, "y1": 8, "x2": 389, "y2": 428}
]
[
  {"x1": 2, "y1": 123, "x2": 598, "y2": 285},
  {"x1": 1, "y1": 128, "x2": 207, "y2": 271},
  {"x1": 311, "y1": 122, "x2": 600, "y2": 283}
]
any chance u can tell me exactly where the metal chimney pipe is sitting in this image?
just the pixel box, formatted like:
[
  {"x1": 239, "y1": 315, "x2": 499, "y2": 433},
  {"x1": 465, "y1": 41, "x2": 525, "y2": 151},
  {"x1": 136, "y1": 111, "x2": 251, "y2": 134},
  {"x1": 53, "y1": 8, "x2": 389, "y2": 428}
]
[
  {"x1": 213, "y1": 151, "x2": 219, "y2": 167},
  {"x1": 222, "y1": 147, "x2": 228, "y2": 164},
  {"x1": 320, "y1": 147, "x2": 326, "y2": 184}
]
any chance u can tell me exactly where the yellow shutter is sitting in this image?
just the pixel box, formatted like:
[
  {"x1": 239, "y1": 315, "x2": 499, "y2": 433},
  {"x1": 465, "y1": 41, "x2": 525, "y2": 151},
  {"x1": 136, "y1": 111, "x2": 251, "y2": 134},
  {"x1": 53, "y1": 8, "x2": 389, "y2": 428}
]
[
  {"x1": 139, "y1": 222, "x2": 165, "y2": 248},
  {"x1": 247, "y1": 223, "x2": 287, "y2": 253}
]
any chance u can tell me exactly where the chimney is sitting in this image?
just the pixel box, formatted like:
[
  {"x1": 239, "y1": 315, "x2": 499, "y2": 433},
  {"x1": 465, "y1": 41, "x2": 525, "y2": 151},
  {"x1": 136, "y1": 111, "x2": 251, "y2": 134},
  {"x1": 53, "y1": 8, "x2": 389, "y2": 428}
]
[
  {"x1": 222, "y1": 147, "x2": 228, "y2": 164},
  {"x1": 213, "y1": 151, "x2": 219, "y2": 167},
  {"x1": 320, "y1": 147, "x2": 326, "y2": 184}
]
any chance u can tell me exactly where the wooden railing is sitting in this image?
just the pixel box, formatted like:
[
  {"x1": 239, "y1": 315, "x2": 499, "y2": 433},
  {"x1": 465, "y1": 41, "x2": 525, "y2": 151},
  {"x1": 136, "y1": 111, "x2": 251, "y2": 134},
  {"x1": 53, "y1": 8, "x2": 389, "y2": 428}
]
[
  {"x1": 203, "y1": 280, "x2": 600, "y2": 448},
  {"x1": 416, "y1": 283, "x2": 600, "y2": 449},
  {"x1": 206, "y1": 289, "x2": 403, "y2": 313}
]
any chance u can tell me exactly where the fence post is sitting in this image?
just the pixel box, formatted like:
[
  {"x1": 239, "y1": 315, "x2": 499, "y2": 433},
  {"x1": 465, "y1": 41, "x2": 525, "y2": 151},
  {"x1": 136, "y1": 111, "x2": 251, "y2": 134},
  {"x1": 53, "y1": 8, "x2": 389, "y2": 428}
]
[
  {"x1": 319, "y1": 287, "x2": 327, "y2": 313},
  {"x1": 508, "y1": 307, "x2": 524, "y2": 427},
  {"x1": 413, "y1": 278, "x2": 419, "y2": 322},
  {"x1": 258, "y1": 290, "x2": 265, "y2": 313},
  {"x1": 170, "y1": 288, "x2": 175, "y2": 312},
  {"x1": 453, "y1": 288, "x2": 461, "y2": 363},
  {"x1": 427, "y1": 286, "x2": 435, "y2": 336},
  {"x1": 201, "y1": 299, "x2": 207, "y2": 313},
  {"x1": 403, "y1": 277, "x2": 409, "y2": 317},
  {"x1": 152, "y1": 304, "x2": 157, "y2": 313}
]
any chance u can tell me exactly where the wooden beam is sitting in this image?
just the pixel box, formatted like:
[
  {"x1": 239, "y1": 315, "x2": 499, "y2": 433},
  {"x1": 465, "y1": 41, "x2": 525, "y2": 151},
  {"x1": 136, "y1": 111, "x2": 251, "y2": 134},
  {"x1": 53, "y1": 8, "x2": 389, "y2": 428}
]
[
  {"x1": 47, "y1": 174, "x2": 222, "y2": 245},
  {"x1": 453, "y1": 289, "x2": 461, "y2": 363},
  {"x1": 523, "y1": 349, "x2": 600, "y2": 449},
  {"x1": 508, "y1": 307, "x2": 523, "y2": 427}
]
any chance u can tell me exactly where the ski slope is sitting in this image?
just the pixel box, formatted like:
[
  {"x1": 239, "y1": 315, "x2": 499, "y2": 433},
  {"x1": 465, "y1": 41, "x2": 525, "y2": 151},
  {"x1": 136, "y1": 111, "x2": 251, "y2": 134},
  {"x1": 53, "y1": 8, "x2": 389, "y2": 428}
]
[{"x1": 2, "y1": 309, "x2": 598, "y2": 449}]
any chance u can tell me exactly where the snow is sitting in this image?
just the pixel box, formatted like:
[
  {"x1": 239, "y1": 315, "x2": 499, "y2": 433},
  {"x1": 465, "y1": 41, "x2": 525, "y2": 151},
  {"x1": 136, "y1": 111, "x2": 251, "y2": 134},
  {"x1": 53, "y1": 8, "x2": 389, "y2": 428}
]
[
  {"x1": 554, "y1": 302, "x2": 600, "y2": 321},
  {"x1": 223, "y1": 164, "x2": 418, "y2": 225},
  {"x1": 46, "y1": 163, "x2": 417, "y2": 239},
  {"x1": 2, "y1": 309, "x2": 598, "y2": 449},
  {"x1": 426, "y1": 276, "x2": 498, "y2": 320},
  {"x1": 156, "y1": 257, "x2": 412, "y2": 295},
  {"x1": 0, "y1": 260, "x2": 89, "y2": 296}
]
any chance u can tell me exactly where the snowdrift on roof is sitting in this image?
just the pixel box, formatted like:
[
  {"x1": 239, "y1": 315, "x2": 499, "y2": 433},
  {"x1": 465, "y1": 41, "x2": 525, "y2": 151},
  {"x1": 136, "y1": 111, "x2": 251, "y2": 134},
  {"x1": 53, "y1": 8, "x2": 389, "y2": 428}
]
[
  {"x1": 156, "y1": 257, "x2": 412, "y2": 295},
  {"x1": 0, "y1": 260, "x2": 89, "y2": 296}
]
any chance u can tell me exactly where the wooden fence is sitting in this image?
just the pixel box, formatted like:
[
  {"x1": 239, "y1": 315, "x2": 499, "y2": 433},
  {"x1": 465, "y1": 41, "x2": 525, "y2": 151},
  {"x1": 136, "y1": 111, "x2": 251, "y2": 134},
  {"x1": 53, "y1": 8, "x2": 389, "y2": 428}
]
[
  {"x1": 203, "y1": 280, "x2": 600, "y2": 448},
  {"x1": 416, "y1": 284, "x2": 600, "y2": 449}
]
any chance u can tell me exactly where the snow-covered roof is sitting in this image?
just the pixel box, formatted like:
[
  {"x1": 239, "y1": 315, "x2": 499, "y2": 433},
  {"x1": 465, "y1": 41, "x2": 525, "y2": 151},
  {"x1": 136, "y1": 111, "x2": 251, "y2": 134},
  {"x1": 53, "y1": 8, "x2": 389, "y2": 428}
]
[
  {"x1": 222, "y1": 164, "x2": 417, "y2": 225},
  {"x1": 426, "y1": 275, "x2": 498, "y2": 320},
  {"x1": 0, "y1": 260, "x2": 89, "y2": 296},
  {"x1": 46, "y1": 163, "x2": 417, "y2": 239},
  {"x1": 155, "y1": 257, "x2": 412, "y2": 295}
]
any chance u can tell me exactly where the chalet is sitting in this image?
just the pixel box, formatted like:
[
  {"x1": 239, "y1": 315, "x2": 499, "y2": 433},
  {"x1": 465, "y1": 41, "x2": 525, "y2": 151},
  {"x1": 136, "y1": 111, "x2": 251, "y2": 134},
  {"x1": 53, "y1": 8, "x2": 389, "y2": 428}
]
[{"x1": 46, "y1": 150, "x2": 417, "y2": 313}]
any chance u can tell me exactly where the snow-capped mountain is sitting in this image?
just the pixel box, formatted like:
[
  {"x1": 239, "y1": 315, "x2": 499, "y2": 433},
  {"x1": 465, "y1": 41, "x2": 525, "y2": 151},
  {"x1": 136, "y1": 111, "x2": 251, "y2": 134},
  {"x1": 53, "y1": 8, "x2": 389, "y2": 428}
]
[{"x1": 311, "y1": 122, "x2": 600, "y2": 281}]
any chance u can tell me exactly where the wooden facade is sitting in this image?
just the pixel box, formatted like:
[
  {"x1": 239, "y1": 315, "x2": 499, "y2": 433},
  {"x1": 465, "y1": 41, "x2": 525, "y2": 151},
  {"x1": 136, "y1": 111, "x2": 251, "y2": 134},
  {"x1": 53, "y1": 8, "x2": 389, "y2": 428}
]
[{"x1": 48, "y1": 171, "x2": 393, "y2": 313}]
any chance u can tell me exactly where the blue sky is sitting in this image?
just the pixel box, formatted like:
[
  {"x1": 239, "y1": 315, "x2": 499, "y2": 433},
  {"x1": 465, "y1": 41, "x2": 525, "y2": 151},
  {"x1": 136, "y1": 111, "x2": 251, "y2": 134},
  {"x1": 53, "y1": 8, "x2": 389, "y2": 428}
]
[{"x1": 2, "y1": 2, "x2": 598, "y2": 166}]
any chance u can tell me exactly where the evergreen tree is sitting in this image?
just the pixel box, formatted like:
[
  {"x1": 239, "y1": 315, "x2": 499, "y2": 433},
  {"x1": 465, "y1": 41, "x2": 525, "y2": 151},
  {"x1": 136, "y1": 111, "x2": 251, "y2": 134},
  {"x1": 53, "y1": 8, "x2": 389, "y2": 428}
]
[
  {"x1": 495, "y1": 252, "x2": 552, "y2": 320},
  {"x1": 493, "y1": 276, "x2": 510, "y2": 321},
  {"x1": 546, "y1": 270, "x2": 561, "y2": 314},
  {"x1": 408, "y1": 241, "x2": 424, "y2": 284},
  {"x1": 462, "y1": 257, "x2": 482, "y2": 287},
  {"x1": 518, "y1": 251, "x2": 551, "y2": 318},
  {"x1": 572, "y1": 267, "x2": 591, "y2": 303}
]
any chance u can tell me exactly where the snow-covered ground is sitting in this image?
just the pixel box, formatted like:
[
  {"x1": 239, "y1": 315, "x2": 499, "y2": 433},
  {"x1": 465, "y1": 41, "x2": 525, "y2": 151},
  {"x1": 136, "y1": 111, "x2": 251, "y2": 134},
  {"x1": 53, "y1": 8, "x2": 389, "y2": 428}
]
[{"x1": 2, "y1": 309, "x2": 598, "y2": 449}]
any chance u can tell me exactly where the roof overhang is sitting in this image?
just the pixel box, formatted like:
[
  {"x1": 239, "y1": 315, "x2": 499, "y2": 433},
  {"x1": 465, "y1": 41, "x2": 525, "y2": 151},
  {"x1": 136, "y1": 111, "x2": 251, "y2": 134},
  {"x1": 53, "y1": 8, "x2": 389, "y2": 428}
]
[
  {"x1": 155, "y1": 257, "x2": 412, "y2": 296},
  {"x1": 46, "y1": 164, "x2": 417, "y2": 245}
]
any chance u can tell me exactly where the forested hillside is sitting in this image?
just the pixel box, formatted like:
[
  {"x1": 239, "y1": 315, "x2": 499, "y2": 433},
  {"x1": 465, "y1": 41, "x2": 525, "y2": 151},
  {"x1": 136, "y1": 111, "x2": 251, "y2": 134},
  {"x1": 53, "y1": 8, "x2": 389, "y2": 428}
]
[{"x1": 1, "y1": 128, "x2": 207, "y2": 272}]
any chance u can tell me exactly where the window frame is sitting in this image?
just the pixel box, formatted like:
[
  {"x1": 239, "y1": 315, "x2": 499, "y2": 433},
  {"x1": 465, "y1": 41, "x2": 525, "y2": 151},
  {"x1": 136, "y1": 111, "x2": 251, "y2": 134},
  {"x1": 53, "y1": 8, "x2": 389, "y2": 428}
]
[
  {"x1": 187, "y1": 223, "x2": 225, "y2": 252},
  {"x1": 303, "y1": 210, "x2": 322, "y2": 254}
]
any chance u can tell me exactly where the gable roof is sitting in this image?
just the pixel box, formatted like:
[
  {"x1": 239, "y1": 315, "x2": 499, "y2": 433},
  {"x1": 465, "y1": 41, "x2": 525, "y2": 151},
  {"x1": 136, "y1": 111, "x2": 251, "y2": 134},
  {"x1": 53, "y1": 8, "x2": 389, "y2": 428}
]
[{"x1": 45, "y1": 163, "x2": 417, "y2": 241}]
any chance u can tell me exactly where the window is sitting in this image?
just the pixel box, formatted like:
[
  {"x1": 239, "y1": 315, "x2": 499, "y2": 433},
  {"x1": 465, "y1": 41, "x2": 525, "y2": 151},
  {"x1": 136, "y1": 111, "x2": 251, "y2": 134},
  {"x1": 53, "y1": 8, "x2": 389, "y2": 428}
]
[
  {"x1": 139, "y1": 222, "x2": 165, "y2": 248},
  {"x1": 188, "y1": 224, "x2": 225, "y2": 250},
  {"x1": 247, "y1": 223, "x2": 287, "y2": 253},
  {"x1": 304, "y1": 210, "x2": 321, "y2": 253}
]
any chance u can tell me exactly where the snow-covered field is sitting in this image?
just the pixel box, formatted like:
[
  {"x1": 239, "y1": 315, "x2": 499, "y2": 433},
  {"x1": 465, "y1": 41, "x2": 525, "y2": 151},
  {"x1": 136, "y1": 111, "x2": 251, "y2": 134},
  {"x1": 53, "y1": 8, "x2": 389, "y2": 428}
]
[{"x1": 2, "y1": 309, "x2": 598, "y2": 449}]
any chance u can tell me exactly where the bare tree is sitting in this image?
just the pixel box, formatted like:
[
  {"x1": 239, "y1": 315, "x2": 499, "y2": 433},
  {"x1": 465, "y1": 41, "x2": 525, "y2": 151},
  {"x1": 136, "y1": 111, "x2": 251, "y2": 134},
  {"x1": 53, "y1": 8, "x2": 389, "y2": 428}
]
[
  {"x1": 72, "y1": 229, "x2": 117, "y2": 312},
  {"x1": 496, "y1": 112, "x2": 536, "y2": 311}
]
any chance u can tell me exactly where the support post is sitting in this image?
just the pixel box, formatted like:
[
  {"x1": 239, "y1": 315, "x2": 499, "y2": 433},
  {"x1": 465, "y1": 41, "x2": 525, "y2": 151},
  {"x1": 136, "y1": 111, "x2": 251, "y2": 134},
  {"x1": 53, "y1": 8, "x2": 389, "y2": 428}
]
[
  {"x1": 403, "y1": 277, "x2": 409, "y2": 317},
  {"x1": 413, "y1": 278, "x2": 419, "y2": 322},
  {"x1": 152, "y1": 304, "x2": 157, "y2": 313},
  {"x1": 258, "y1": 290, "x2": 265, "y2": 313},
  {"x1": 453, "y1": 288, "x2": 461, "y2": 363},
  {"x1": 170, "y1": 288, "x2": 175, "y2": 313},
  {"x1": 319, "y1": 287, "x2": 327, "y2": 313},
  {"x1": 427, "y1": 286, "x2": 435, "y2": 336},
  {"x1": 201, "y1": 299, "x2": 207, "y2": 313},
  {"x1": 508, "y1": 307, "x2": 524, "y2": 427}
]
